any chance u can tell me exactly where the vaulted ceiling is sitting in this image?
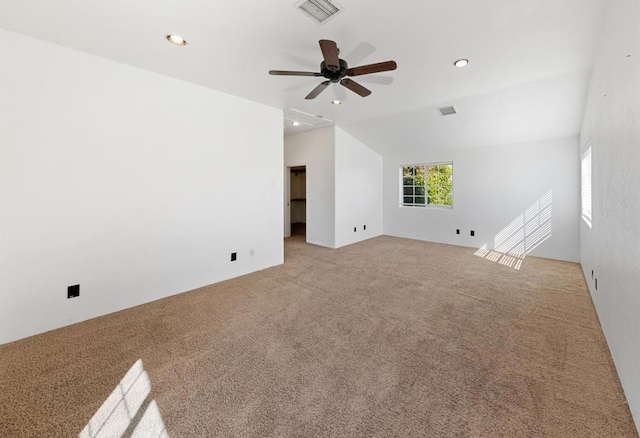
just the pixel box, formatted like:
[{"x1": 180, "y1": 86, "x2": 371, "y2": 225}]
[{"x1": 0, "y1": 0, "x2": 608, "y2": 154}]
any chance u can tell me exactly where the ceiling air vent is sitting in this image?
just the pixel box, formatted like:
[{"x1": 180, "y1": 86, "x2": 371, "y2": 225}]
[
  {"x1": 438, "y1": 106, "x2": 457, "y2": 116},
  {"x1": 296, "y1": 0, "x2": 342, "y2": 24}
]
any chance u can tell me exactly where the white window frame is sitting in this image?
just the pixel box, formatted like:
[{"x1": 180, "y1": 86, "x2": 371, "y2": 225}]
[
  {"x1": 399, "y1": 162, "x2": 454, "y2": 209},
  {"x1": 581, "y1": 142, "x2": 592, "y2": 227}
]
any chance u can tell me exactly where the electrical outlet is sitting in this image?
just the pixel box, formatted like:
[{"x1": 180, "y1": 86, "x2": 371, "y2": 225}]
[
  {"x1": 231, "y1": 252, "x2": 237, "y2": 262},
  {"x1": 591, "y1": 269, "x2": 594, "y2": 279},
  {"x1": 249, "y1": 249, "x2": 255, "y2": 257},
  {"x1": 67, "y1": 285, "x2": 80, "y2": 299},
  {"x1": 470, "y1": 230, "x2": 475, "y2": 237},
  {"x1": 354, "y1": 227, "x2": 357, "y2": 232},
  {"x1": 456, "y1": 229, "x2": 460, "y2": 235},
  {"x1": 595, "y1": 278, "x2": 598, "y2": 290},
  {"x1": 364, "y1": 225, "x2": 366, "y2": 231}
]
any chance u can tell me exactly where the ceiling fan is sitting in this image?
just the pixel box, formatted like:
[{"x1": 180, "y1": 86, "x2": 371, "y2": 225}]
[{"x1": 269, "y1": 40, "x2": 397, "y2": 100}]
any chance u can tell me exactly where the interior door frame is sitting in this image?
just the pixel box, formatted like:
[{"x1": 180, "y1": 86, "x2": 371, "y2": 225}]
[{"x1": 284, "y1": 166, "x2": 291, "y2": 238}]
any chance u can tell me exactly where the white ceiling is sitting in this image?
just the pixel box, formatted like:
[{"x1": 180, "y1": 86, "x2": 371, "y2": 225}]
[{"x1": 0, "y1": 0, "x2": 608, "y2": 154}]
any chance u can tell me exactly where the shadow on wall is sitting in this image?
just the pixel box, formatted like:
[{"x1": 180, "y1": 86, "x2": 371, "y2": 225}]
[
  {"x1": 79, "y1": 359, "x2": 169, "y2": 438},
  {"x1": 474, "y1": 190, "x2": 552, "y2": 270}
]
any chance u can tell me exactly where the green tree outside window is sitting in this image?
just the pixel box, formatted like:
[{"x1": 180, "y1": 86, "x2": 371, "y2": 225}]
[{"x1": 402, "y1": 164, "x2": 453, "y2": 207}]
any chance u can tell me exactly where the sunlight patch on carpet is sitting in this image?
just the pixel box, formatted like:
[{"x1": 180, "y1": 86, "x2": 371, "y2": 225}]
[{"x1": 79, "y1": 359, "x2": 169, "y2": 438}]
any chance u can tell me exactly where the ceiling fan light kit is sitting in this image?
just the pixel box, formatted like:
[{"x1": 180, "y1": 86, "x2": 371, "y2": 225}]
[{"x1": 269, "y1": 39, "x2": 397, "y2": 100}]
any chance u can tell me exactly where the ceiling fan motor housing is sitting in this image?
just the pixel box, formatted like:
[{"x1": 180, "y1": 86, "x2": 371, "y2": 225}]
[{"x1": 321, "y1": 59, "x2": 349, "y2": 83}]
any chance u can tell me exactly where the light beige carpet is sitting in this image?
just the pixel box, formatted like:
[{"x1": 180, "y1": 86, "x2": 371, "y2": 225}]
[{"x1": 0, "y1": 236, "x2": 637, "y2": 437}]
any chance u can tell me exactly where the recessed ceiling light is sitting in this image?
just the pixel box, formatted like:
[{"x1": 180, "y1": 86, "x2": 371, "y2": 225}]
[
  {"x1": 454, "y1": 59, "x2": 469, "y2": 68},
  {"x1": 166, "y1": 35, "x2": 187, "y2": 46},
  {"x1": 291, "y1": 121, "x2": 300, "y2": 126},
  {"x1": 332, "y1": 100, "x2": 342, "y2": 105}
]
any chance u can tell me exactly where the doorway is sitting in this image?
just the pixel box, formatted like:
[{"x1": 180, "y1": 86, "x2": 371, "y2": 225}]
[{"x1": 289, "y1": 166, "x2": 306, "y2": 239}]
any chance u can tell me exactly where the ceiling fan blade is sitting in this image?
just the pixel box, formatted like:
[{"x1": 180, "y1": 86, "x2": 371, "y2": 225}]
[
  {"x1": 305, "y1": 81, "x2": 331, "y2": 99},
  {"x1": 340, "y1": 78, "x2": 372, "y2": 97},
  {"x1": 357, "y1": 75, "x2": 394, "y2": 85},
  {"x1": 347, "y1": 61, "x2": 397, "y2": 77},
  {"x1": 345, "y1": 42, "x2": 376, "y2": 66},
  {"x1": 319, "y1": 40, "x2": 340, "y2": 70},
  {"x1": 269, "y1": 70, "x2": 322, "y2": 77}
]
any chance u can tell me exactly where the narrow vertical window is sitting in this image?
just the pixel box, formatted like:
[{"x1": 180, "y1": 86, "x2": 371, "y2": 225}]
[
  {"x1": 402, "y1": 165, "x2": 426, "y2": 207},
  {"x1": 581, "y1": 143, "x2": 592, "y2": 226}
]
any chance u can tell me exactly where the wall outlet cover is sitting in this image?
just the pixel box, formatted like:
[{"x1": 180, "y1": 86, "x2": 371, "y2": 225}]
[{"x1": 67, "y1": 284, "x2": 80, "y2": 299}]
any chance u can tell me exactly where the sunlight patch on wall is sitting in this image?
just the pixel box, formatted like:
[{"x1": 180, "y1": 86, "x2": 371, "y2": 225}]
[
  {"x1": 474, "y1": 190, "x2": 552, "y2": 270},
  {"x1": 79, "y1": 359, "x2": 169, "y2": 438}
]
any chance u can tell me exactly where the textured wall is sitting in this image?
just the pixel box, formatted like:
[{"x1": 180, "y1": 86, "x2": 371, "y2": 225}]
[{"x1": 579, "y1": 0, "x2": 640, "y2": 432}]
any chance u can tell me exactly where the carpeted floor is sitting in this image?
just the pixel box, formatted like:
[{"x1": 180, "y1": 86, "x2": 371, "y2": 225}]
[{"x1": 0, "y1": 236, "x2": 637, "y2": 437}]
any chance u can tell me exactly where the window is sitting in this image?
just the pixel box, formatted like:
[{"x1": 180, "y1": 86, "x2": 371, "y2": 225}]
[
  {"x1": 581, "y1": 143, "x2": 592, "y2": 226},
  {"x1": 401, "y1": 163, "x2": 453, "y2": 207}
]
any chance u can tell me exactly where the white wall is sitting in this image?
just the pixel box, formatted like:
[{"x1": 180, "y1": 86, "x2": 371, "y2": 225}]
[
  {"x1": 284, "y1": 127, "x2": 383, "y2": 249},
  {"x1": 579, "y1": 0, "x2": 640, "y2": 432},
  {"x1": 0, "y1": 29, "x2": 284, "y2": 345},
  {"x1": 284, "y1": 128, "x2": 335, "y2": 248},
  {"x1": 382, "y1": 137, "x2": 580, "y2": 262},
  {"x1": 334, "y1": 127, "x2": 383, "y2": 248}
]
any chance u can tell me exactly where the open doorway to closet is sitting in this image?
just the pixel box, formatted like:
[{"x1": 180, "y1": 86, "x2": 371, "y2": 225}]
[{"x1": 286, "y1": 166, "x2": 306, "y2": 240}]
